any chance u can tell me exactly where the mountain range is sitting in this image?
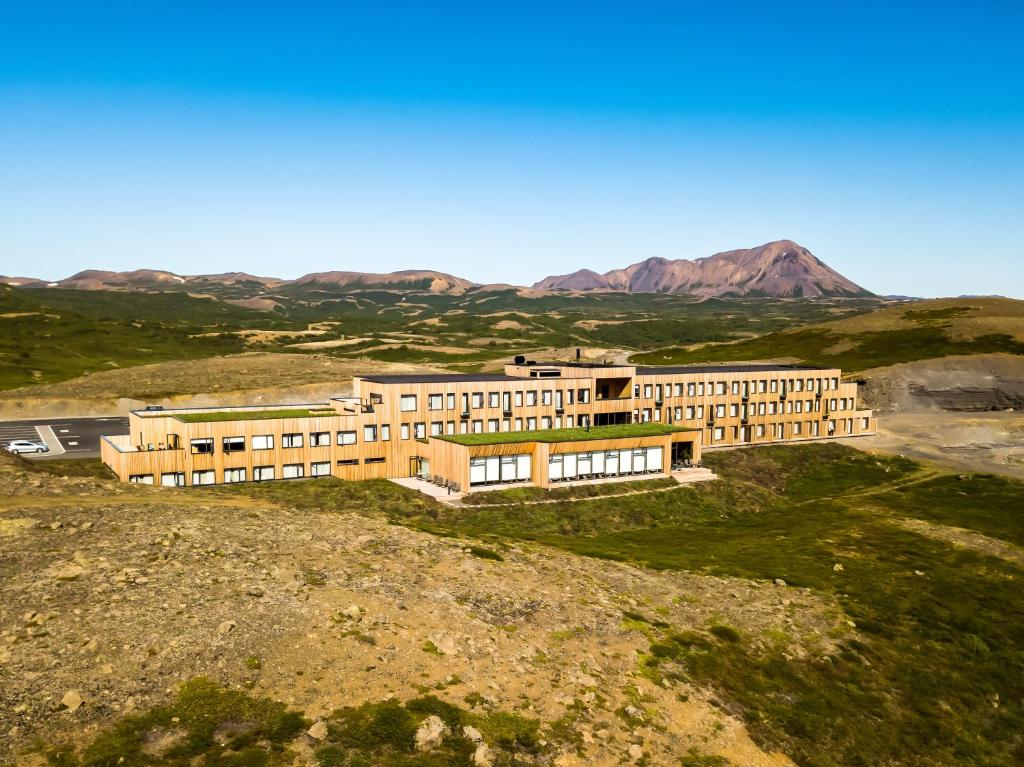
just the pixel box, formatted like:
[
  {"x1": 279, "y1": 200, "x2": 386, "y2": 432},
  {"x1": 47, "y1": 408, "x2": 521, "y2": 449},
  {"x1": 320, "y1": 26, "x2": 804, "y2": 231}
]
[{"x1": 2, "y1": 240, "x2": 871, "y2": 299}]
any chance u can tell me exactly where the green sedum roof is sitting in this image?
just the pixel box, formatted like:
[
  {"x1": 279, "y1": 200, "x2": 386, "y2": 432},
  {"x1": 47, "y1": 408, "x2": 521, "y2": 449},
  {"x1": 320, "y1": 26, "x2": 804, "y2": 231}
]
[
  {"x1": 170, "y1": 408, "x2": 338, "y2": 423},
  {"x1": 436, "y1": 422, "x2": 695, "y2": 446}
]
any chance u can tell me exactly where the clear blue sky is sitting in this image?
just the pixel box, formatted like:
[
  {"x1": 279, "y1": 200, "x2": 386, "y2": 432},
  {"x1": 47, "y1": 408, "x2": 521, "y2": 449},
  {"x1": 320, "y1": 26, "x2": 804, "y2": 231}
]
[{"x1": 1, "y1": 1, "x2": 1022, "y2": 296}]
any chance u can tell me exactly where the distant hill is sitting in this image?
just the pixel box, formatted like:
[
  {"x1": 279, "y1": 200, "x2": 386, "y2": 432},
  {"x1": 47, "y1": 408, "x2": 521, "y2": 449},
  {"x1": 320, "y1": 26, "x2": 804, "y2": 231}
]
[
  {"x1": 534, "y1": 240, "x2": 871, "y2": 298},
  {"x1": 290, "y1": 269, "x2": 474, "y2": 294},
  {"x1": 6, "y1": 240, "x2": 871, "y2": 299}
]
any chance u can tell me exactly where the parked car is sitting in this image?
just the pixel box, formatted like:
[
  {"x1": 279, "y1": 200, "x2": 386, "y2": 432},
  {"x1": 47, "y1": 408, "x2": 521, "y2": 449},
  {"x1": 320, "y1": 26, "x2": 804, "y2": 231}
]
[{"x1": 4, "y1": 439, "x2": 49, "y2": 454}]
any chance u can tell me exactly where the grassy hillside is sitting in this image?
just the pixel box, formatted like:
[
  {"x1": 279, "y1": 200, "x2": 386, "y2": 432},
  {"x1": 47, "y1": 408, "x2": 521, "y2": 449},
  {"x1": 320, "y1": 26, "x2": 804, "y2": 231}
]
[
  {"x1": 1, "y1": 282, "x2": 883, "y2": 391},
  {"x1": 231, "y1": 443, "x2": 1024, "y2": 766},
  {"x1": 631, "y1": 297, "x2": 1024, "y2": 372}
]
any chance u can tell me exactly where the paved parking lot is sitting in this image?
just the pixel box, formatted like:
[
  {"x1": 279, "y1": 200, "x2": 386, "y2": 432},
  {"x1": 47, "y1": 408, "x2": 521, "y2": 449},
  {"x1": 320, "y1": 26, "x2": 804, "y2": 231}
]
[{"x1": 0, "y1": 416, "x2": 130, "y2": 459}]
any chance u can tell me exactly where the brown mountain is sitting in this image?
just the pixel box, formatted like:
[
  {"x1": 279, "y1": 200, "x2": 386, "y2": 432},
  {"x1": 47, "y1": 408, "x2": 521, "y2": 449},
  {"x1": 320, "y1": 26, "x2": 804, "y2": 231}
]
[
  {"x1": 534, "y1": 240, "x2": 871, "y2": 298},
  {"x1": 56, "y1": 269, "x2": 282, "y2": 290},
  {"x1": 290, "y1": 269, "x2": 475, "y2": 294}
]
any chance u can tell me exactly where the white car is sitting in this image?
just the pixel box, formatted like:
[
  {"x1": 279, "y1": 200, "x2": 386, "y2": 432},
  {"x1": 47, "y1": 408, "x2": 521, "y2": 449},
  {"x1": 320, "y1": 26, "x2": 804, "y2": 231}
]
[{"x1": 5, "y1": 439, "x2": 49, "y2": 454}]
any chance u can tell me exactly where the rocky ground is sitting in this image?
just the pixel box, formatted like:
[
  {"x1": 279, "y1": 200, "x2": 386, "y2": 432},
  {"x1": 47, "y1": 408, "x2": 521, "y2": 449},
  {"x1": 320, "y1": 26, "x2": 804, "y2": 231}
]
[
  {"x1": 0, "y1": 455, "x2": 852, "y2": 766},
  {"x1": 852, "y1": 353, "x2": 1024, "y2": 478}
]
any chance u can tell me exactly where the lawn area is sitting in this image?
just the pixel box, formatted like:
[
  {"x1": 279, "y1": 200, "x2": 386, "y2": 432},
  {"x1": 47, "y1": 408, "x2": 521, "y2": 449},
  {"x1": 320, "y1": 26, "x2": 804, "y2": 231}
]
[
  {"x1": 437, "y1": 422, "x2": 691, "y2": 446},
  {"x1": 243, "y1": 442, "x2": 1024, "y2": 765},
  {"x1": 170, "y1": 407, "x2": 337, "y2": 423}
]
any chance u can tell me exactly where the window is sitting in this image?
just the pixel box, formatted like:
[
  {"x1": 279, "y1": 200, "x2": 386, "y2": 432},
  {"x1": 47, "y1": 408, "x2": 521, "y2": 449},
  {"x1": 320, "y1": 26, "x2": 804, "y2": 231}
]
[
  {"x1": 514, "y1": 418, "x2": 523, "y2": 431},
  {"x1": 282, "y1": 433, "x2": 302, "y2": 448},
  {"x1": 129, "y1": 474, "x2": 154, "y2": 485},
  {"x1": 756, "y1": 424, "x2": 765, "y2": 437},
  {"x1": 488, "y1": 419, "x2": 499, "y2": 432},
  {"x1": 400, "y1": 394, "x2": 417, "y2": 412},
  {"x1": 192, "y1": 470, "x2": 215, "y2": 485},
  {"x1": 716, "y1": 404, "x2": 726, "y2": 418},
  {"x1": 310, "y1": 431, "x2": 330, "y2": 447},
  {"x1": 730, "y1": 404, "x2": 739, "y2": 417},
  {"x1": 862, "y1": 417, "x2": 871, "y2": 430},
  {"x1": 160, "y1": 472, "x2": 185, "y2": 487},
  {"x1": 526, "y1": 417, "x2": 537, "y2": 430},
  {"x1": 713, "y1": 427, "x2": 725, "y2": 441},
  {"x1": 541, "y1": 390, "x2": 552, "y2": 405},
  {"x1": 643, "y1": 384, "x2": 653, "y2": 398},
  {"x1": 414, "y1": 422, "x2": 426, "y2": 439},
  {"x1": 253, "y1": 466, "x2": 275, "y2": 482},
  {"x1": 223, "y1": 436, "x2": 245, "y2": 453},
  {"x1": 793, "y1": 422, "x2": 803, "y2": 436},
  {"x1": 428, "y1": 394, "x2": 443, "y2": 410},
  {"x1": 514, "y1": 391, "x2": 523, "y2": 407},
  {"x1": 770, "y1": 380, "x2": 778, "y2": 393},
  {"x1": 687, "y1": 383, "x2": 696, "y2": 396},
  {"x1": 696, "y1": 405, "x2": 704, "y2": 419},
  {"x1": 472, "y1": 392, "x2": 484, "y2": 408},
  {"x1": 252, "y1": 435, "x2": 273, "y2": 450},
  {"x1": 541, "y1": 416, "x2": 552, "y2": 429},
  {"x1": 526, "y1": 391, "x2": 537, "y2": 406},
  {"x1": 578, "y1": 388, "x2": 590, "y2": 404},
  {"x1": 337, "y1": 430, "x2": 357, "y2": 446},
  {"x1": 381, "y1": 424, "x2": 391, "y2": 441},
  {"x1": 731, "y1": 381, "x2": 740, "y2": 395},
  {"x1": 717, "y1": 382, "x2": 727, "y2": 395},
  {"x1": 446, "y1": 393, "x2": 456, "y2": 410},
  {"x1": 446, "y1": 421, "x2": 455, "y2": 434},
  {"x1": 337, "y1": 458, "x2": 358, "y2": 466},
  {"x1": 685, "y1": 406, "x2": 695, "y2": 419},
  {"x1": 431, "y1": 421, "x2": 443, "y2": 436},
  {"x1": 190, "y1": 438, "x2": 213, "y2": 455},
  {"x1": 472, "y1": 420, "x2": 483, "y2": 433},
  {"x1": 363, "y1": 425, "x2": 377, "y2": 443},
  {"x1": 489, "y1": 392, "x2": 499, "y2": 408},
  {"x1": 401, "y1": 423, "x2": 410, "y2": 440},
  {"x1": 282, "y1": 464, "x2": 304, "y2": 479},
  {"x1": 365, "y1": 457, "x2": 385, "y2": 464},
  {"x1": 698, "y1": 382, "x2": 705, "y2": 396},
  {"x1": 224, "y1": 467, "x2": 246, "y2": 483},
  {"x1": 311, "y1": 461, "x2": 331, "y2": 477}
]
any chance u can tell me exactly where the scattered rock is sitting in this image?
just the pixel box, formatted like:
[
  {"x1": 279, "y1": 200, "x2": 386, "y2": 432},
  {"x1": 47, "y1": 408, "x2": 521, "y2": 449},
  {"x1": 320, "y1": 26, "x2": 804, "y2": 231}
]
[
  {"x1": 773, "y1": 578, "x2": 787, "y2": 586},
  {"x1": 60, "y1": 690, "x2": 83, "y2": 712},
  {"x1": 832, "y1": 563, "x2": 844, "y2": 572},
  {"x1": 414, "y1": 714, "x2": 448, "y2": 751},
  {"x1": 628, "y1": 743, "x2": 643, "y2": 759},
  {"x1": 217, "y1": 620, "x2": 236, "y2": 635},
  {"x1": 247, "y1": 586, "x2": 264, "y2": 598},
  {"x1": 463, "y1": 725, "x2": 483, "y2": 743},
  {"x1": 307, "y1": 721, "x2": 328, "y2": 740},
  {"x1": 472, "y1": 742, "x2": 493, "y2": 766}
]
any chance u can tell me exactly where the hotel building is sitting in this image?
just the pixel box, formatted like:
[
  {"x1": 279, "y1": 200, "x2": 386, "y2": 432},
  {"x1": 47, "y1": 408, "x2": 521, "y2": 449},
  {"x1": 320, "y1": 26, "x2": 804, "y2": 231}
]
[{"x1": 100, "y1": 359, "x2": 876, "y2": 490}]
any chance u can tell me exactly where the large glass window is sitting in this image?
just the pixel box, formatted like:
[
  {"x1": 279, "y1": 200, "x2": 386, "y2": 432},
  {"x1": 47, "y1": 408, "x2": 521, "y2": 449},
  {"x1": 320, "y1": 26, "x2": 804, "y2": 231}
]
[
  {"x1": 428, "y1": 394, "x2": 443, "y2": 410},
  {"x1": 252, "y1": 435, "x2": 273, "y2": 450},
  {"x1": 253, "y1": 466, "x2": 275, "y2": 482},
  {"x1": 224, "y1": 467, "x2": 246, "y2": 483},
  {"x1": 190, "y1": 438, "x2": 213, "y2": 455},
  {"x1": 283, "y1": 464, "x2": 304, "y2": 479},
  {"x1": 338, "y1": 430, "x2": 357, "y2": 446},
  {"x1": 311, "y1": 461, "x2": 331, "y2": 477},
  {"x1": 222, "y1": 436, "x2": 245, "y2": 453},
  {"x1": 310, "y1": 431, "x2": 330, "y2": 447},
  {"x1": 191, "y1": 470, "x2": 215, "y2": 485},
  {"x1": 160, "y1": 472, "x2": 185, "y2": 487},
  {"x1": 282, "y1": 433, "x2": 303, "y2": 448},
  {"x1": 363, "y1": 425, "x2": 377, "y2": 442},
  {"x1": 400, "y1": 395, "x2": 417, "y2": 412}
]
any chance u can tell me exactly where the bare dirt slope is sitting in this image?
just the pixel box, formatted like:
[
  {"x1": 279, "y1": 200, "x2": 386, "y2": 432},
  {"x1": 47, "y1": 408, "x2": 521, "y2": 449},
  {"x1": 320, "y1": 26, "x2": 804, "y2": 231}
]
[
  {"x1": 0, "y1": 455, "x2": 852, "y2": 766},
  {"x1": 848, "y1": 353, "x2": 1024, "y2": 478},
  {"x1": 0, "y1": 354, "x2": 442, "y2": 418}
]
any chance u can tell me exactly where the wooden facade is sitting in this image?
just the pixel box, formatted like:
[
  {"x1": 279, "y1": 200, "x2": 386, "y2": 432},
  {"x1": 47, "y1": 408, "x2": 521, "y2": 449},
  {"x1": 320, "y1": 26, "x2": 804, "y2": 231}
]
[{"x1": 100, "y1": 360, "x2": 875, "y2": 488}]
